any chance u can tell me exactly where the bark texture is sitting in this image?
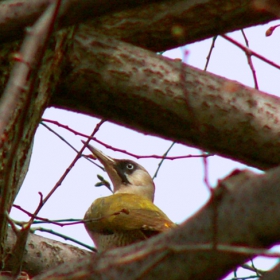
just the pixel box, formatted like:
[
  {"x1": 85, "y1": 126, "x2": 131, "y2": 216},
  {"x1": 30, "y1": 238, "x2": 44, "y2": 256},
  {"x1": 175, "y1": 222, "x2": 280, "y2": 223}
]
[
  {"x1": 86, "y1": 0, "x2": 276, "y2": 51},
  {"x1": 0, "y1": 4, "x2": 69, "y2": 272},
  {"x1": 261, "y1": 264, "x2": 280, "y2": 280},
  {"x1": 0, "y1": 0, "x2": 275, "y2": 50},
  {"x1": 4, "y1": 227, "x2": 92, "y2": 277},
  {"x1": 52, "y1": 26, "x2": 280, "y2": 170},
  {"x1": 0, "y1": 0, "x2": 168, "y2": 44}
]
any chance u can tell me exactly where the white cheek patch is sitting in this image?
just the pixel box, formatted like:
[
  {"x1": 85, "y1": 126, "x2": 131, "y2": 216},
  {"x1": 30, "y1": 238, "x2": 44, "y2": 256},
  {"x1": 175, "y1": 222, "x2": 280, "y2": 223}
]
[
  {"x1": 127, "y1": 169, "x2": 151, "y2": 186},
  {"x1": 116, "y1": 169, "x2": 155, "y2": 201}
]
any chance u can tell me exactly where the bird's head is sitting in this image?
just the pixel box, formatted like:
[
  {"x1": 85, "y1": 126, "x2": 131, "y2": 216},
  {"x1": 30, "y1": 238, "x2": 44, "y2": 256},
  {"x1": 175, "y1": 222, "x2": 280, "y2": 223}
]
[{"x1": 85, "y1": 144, "x2": 155, "y2": 202}]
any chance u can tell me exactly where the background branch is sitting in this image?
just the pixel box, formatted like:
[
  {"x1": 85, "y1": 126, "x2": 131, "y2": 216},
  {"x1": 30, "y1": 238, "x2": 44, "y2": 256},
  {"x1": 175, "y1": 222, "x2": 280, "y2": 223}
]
[
  {"x1": 0, "y1": 0, "x2": 275, "y2": 50},
  {"x1": 0, "y1": 0, "x2": 170, "y2": 44}
]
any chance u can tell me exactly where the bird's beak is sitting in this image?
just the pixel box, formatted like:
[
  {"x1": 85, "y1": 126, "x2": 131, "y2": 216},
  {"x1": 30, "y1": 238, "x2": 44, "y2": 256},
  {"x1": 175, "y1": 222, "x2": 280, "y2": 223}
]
[
  {"x1": 83, "y1": 142, "x2": 122, "y2": 192},
  {"x1": 86, "y1": 143, "x2": 115, "y2": 168}
]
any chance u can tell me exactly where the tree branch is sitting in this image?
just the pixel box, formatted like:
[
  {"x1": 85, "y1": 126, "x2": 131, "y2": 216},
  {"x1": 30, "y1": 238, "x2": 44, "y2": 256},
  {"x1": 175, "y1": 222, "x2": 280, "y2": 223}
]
[
  {"x1": 261, "y1": 263, "x2": 280, "y2": 279},
  {"x1": 0, "y1": 2, "x2": 58, "y2": 260},
  {"x1": 0, "y1": 0, "x2": 70, "y2": 267},
  {"x1": 0, "y1": 0, "x2": 275, "y2": 51},
  {"x1": 0, "y1": 0, "x2": 170, "y2": 44},
  {"x1": 85, "y1": 0, "x2": 276, "y2": 52},
  {"x1": 4, "y1": 227, "x2": 92, "y2": 277},
  {"x1": 51, "y1": 28, "x2": 280, "y2": 169}
]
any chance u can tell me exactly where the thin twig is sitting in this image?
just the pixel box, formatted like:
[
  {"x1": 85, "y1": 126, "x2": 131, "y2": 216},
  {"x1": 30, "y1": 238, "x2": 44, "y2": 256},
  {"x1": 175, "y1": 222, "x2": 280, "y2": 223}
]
[
  {"x1": 14, "y1": 203, "x2": 129, "y2": 226},
  {"x1": 242, "y1": 262, "x2": 264, "y2": 276},
  {"x1": 91, "y1": 137, "x2": 213, "y2": 160},
  {"x1": 240, "y1": 29, "x2": 259, "y2": 89},
  {"x1": 37, "y1": 119, "x2": 105, "y2": 214},
  {"x1": 221, "y1": 34, "x2": 280, "y2": 70},
  {"x1": 153, "y1": 142, "x2": 176, "y2": 179},
  {"x1": 204, "y1": 36, "x2": 217, "y2": 71},
  {"x1": 31, "y1": 227, "x2": 96, "y2": 251},
  {"x1": 266, "y1": 24, "x2": 280, "y2": 36},
  {"x1": 42, "y1": 118, "x2": 212, "y2": 160},
  {"x1": 13, "y1": 204, "x2": 84, "y2": 227},
  {"x1": 40, "y1": 121, "x2": 104, "y2": 170}
]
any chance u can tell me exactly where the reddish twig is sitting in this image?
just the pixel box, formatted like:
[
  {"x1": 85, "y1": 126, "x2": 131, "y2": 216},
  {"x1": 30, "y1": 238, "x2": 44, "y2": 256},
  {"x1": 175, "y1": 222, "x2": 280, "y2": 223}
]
[
  {"x1": 41, "y1": 121, "x2": 104, "y2": 170},
  {"x1": 41, "y1": 119, "x2": 213, "y2": 160},
  {"x1": 202, "y1": 155, "x2": 212, "y2": 192},
  {"x1": 221, "y1": 34, "x2": 280, "y2": 70},
  {"x1": 5, "y1": 119, "x2": 105, "y2": 274},
  {"x1": 240, "y1": 29, "x2": 259, "y2": 89},
  {"x1": 91, "y1": 138, "x2": 212, "y2": 160},
  {"x1": 38, "y1": 119, "x2": 105, "y2": 212},
  {"x1": 266, "y1": 24, "x2": 280, "y2": 36},
  {"x1": 13, "y1": 203, "x2": 129, "y2": 226},
  {"x1": 13, "y1": 204, "x2": 84, "y2": 227}
]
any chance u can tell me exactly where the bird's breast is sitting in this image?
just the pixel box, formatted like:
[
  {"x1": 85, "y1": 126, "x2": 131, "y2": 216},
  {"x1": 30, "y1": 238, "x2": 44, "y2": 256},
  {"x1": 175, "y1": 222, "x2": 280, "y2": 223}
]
[{"x1": 89, "y1": 229, "x2": 148, "y2": 251}]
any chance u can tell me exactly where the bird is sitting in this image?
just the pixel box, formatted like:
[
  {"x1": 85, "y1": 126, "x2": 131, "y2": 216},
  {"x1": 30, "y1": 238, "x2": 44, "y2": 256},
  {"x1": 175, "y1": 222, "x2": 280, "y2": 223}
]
[{"x1": 83, "y1": 143, "x2": 176, "y2": 251}]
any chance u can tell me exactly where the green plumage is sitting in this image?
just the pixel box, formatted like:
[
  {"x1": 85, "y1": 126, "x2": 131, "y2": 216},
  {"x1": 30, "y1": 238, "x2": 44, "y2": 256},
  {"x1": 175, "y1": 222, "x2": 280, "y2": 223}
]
[{"x1": 84, "y1": 193, "x2": 175, "y2": 234}]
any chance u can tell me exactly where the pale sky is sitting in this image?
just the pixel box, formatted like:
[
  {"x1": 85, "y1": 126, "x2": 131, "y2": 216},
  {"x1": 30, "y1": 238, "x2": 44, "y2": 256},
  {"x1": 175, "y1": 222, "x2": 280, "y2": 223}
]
[{"x1": 10, "y1": 19, "x2": 280, "y2": 279}]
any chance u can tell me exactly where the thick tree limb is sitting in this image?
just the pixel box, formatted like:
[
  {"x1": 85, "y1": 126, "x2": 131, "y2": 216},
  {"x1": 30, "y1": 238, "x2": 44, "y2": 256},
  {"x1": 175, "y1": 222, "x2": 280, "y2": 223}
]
[
  {"x1": 86, "y1": 0, "x2": 276, "y2": 52},
  {"x1": 0, "y1": 0, "x2": 275, "y2": 51},
  {"x1": 0, "y1": 4, "x2": 54, "y2": 260},
  {"x1": 0, "y1": 1, "x2": 70, "y2": 268},
  {"x1": 33, "y1": 167, "x2": 280, "y2": 279},
  {"x1": 261, "y1": 264, "x2": 280, "y2": 279},
  {"x1": 51, "y1": 28, "x2": 280, "y2": 170},
  {"x1": 0, "y1": 0, "x2": 170, "y2": 44},
  {"x1": 4, "y1": 227, "x2": 92, "y2": 277}
]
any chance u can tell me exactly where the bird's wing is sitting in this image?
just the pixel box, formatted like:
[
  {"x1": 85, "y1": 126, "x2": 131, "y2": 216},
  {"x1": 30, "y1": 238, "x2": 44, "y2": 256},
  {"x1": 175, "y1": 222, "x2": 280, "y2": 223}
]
[{"x1": 84, "y1": 193, "x2": 176, "y2": 234}]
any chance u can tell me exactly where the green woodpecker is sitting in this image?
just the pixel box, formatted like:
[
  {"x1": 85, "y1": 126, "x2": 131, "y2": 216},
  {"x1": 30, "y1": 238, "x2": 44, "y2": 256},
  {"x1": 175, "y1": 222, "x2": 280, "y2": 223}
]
[{"x1": 84, "y1": 144, "x2": 176, "y2": 251}]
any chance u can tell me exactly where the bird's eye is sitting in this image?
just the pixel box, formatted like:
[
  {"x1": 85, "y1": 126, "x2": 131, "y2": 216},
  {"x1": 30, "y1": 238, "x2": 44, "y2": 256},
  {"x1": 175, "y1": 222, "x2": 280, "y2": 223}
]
[{"x1": 126, "y1": 163, "x2": 134, "y2": 170}]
